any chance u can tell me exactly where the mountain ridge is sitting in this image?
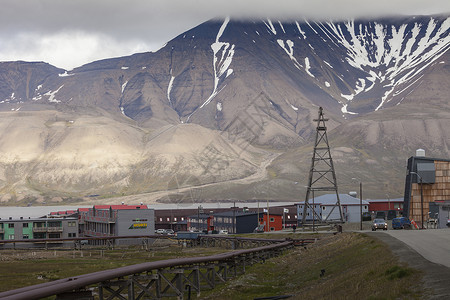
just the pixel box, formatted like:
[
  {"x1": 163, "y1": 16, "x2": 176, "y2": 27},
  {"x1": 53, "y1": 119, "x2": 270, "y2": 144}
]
[{"x1": 0, "y1": 15, "x2": 449, "y2": 204}]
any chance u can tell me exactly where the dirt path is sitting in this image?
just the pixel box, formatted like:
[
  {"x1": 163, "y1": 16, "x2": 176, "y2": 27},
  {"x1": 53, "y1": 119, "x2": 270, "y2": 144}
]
[{"x1": 82, "y1": 152, "x2": 281, "y2": 205}]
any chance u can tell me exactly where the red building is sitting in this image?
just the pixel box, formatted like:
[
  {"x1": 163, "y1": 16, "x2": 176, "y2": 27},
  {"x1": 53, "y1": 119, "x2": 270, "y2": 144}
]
[
  {"x1": 368, "y1": 199, "x2": 404, "y2": 212},
  {"x1": 259, "y1": 213, "x2": 283, "y2": 232}
]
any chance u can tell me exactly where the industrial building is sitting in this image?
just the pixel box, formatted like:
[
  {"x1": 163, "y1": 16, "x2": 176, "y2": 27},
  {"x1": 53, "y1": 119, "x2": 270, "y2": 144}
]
[
  {"x1": 366, "y1": 198, "x2": 404, "y2": 220},
  {"x1": 404, "y1": 152, "x2": 450, "y2": 228},
  {"x1": 78, "y1": 205, "x2": 155, "y2": 245},
  {"x1": 296, "y1": 194, "x2": 369, "y2": 224}
]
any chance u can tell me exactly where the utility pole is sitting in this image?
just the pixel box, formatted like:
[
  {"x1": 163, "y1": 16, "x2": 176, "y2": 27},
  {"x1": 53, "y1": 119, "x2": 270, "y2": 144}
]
[{"x1": 359, "y1": 181, "x2": 362, "y2": 230}]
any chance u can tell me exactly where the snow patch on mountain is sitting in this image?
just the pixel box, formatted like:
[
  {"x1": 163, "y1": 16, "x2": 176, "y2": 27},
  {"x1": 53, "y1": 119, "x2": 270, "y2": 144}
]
[
  {"x1": 324, "y1": 17, "x2": 450, "y2": 111},
  {"x1": 199, "y1": 17, "x2": 235, "y2": 110},
  {"x1": 295, "y1": 22, "x2": 307, "y2": 39},
  {"x1": 59, "y1": 71, "x2": 73, "y2": 77},
  {"x1": 277, "y1": 39, "x2": 303, "y2": 69},
  {"x1": 304, "y1": 57, "x2": 315, "y2": 77},
  {"x1": 167, "y1": 75, "x2": 175, "y2": 105},
  {"x1": 44, "y1": 85, "x2": 64, "y2": 103},
  {"x1": 121, "y1": 81, "x2": 128, "y2": 93},
  {"x1": 264, "y1": 19, "x2": 277, "y2": 35}
]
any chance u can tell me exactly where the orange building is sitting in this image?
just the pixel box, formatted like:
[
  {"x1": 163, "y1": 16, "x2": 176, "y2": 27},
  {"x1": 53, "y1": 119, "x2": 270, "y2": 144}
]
[
  {"x1": 404, "y1": 154, "x2": 450, "y2": 228},
  {"x1": 258, "y1": 212, "x2": 283, "y2": 232}
]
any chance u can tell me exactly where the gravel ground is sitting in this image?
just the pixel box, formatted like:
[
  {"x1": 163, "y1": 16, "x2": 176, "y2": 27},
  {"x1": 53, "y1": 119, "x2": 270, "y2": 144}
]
[{"x1": 367, "y1": 232, "x2": 450, "y2": 299}]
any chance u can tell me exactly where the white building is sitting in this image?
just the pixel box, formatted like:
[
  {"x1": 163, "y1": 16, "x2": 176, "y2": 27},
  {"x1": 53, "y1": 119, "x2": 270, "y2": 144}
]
[{"x1": 296, "y1": 194, "x2": 369, "y2": 223}]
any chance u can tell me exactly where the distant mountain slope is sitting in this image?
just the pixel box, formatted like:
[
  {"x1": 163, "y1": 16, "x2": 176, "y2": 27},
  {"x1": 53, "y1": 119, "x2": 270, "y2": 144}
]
[{"x1": 0, "y1": 15, "x2": 448, "y2": 204}]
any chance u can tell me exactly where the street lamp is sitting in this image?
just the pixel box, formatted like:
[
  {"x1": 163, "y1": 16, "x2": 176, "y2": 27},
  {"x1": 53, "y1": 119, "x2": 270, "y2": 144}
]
[
  {"x1": 352, "y1": 178, "x2": 363, "y2": 231},
  {"x1": 197, "y1": 205, "x2": 203, "y2": 232},
  {"x1": 410, "y1": 172, "x2": 424, "y2": 229}
]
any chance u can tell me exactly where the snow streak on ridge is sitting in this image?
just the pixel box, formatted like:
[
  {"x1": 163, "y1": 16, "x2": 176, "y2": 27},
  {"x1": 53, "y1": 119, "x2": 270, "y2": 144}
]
[
  {"x1": 258, "y1": 17, "x2": 449, "y2": 115},
  {"x1": 326, "y1": 17, "x2": 450, "y2": 110},
  {"x1": 200, "y1": 17, "x2": 235, "y2": 109}
]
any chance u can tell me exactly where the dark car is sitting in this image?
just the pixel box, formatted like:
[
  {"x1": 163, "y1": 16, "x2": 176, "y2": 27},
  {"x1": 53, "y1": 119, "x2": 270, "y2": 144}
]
[
  {"x1": 362, "y1": 212, "x2": 372, "y2": 221},
  {"x1": 372, "y1": 218, "x2": 388, "y2": 231},
  {"x1": 392, "y1": 217, "x2": 411, "y2": 229}
]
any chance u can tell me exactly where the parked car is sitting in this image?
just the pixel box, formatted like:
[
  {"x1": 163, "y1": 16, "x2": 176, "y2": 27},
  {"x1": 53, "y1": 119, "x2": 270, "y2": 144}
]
[
  {"x1": 392, "y1": 217, "x2": 411, "y2": 229},
  {"x1": 219, "y1": 230, "x2": 228, "y2": 235},
  {"x1": 165, "y1": 229, "x2": 175, "y2": 235},
  {"x1": 372, "y1": 218, "x2": 388, "y2": 231},
  {"x1": 156, "y1": 229, "x2": 175, "y2": 235}
]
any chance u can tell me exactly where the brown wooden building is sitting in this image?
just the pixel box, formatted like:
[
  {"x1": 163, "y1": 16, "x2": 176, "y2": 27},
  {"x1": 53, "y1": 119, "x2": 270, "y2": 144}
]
[{"x1": 404, "y1": 155, "x2": 450, "y2": 228}]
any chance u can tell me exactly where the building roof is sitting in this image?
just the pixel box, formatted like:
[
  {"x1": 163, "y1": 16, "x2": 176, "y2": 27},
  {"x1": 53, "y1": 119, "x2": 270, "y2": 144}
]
[
  {"x1": 213, "y1": 211, "x2": 259, "y2": 217},
  {"x1": 93, "y1": 205, "x2": 149, "y2": 210},
  {"x1": 367, "y1": 198, "x2": 404, "y2": 203},
  {"x1": 0, "y1": 216, "x2": 77, "y2": 222},
  {"x1": 408, "y1": 156, "x2": 450, "y2": 163},
  {"x1": 296, "y1": 194, "x2": 369, "y2": 205}
]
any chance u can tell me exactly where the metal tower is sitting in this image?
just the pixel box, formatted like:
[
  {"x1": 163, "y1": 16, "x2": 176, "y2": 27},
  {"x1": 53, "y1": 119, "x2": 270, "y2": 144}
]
[{"x1": 302, "y1": 107, "x2": 343, "y2": 224}]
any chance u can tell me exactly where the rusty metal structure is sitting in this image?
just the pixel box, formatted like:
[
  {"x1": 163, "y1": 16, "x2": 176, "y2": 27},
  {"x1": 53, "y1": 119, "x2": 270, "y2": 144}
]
[
  {"x1": 0, "y1": 235, "x2": 314, "y2": 300},
  {"x1": 302, "y1": 107, "x2": 343, "y2": 224},
  {"x1": 0, "y1": 235, "x2": 161, "y2": 250}
]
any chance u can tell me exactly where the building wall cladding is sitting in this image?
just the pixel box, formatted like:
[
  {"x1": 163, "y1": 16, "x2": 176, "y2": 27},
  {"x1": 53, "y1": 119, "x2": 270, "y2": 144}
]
[
  {"x1": 80, "y1": 207, "x2": 155, "y2": 244},
  {"x1": 0, "y1": 218, "x2": 78, "y2": 247},
  {"x1": 212, "y1": 213, "x2": 258, "y2": 234},
  {"x1": 261, "y1": 214, "x2": 283, "y2": 231},
  {"x1": 116, "y1": 210, "x2": 155, "y2": 245},
  {"x1": 406, "y1": 158, "x2": 450, "y2": 225}
]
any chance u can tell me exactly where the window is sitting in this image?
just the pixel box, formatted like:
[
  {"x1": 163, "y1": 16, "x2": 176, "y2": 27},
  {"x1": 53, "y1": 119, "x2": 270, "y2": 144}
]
[
  {"x1": 270, "y1": 227, "x2": 275, "y2": 231},
  {"x1": 23, "y1": 223, "x2": 28, "y2": 228},
  {"x1": 322, "y1": 207, "x2": 326, "y2": 210},
  {"x1": 181, "y1": 217, "x2": 184, "y2": 221},
  {"x1": 8, "y1": 223, "x2": 14, "y2": 228},
  {"x1": 68, "y1": 221, "x2": 76, "y2": 227},
  {"x1": 270, "y1": 218, "x2": 275, "y2": 222},
  {"x1": 174, "y1": 217, "x2": 177, "y2": 221},
  {"x1": 287, "y1": 215, "x2": 291, "y2": 219},
  {"x1": 34, "y1": 233, "x2": 46, "y2": 239},
  {"x1": 159, "y1": 218, "x2": 163, "y2": 222},
  {"x1": 167, "y1": 217, "x2": 170, "y2": 222},
  {"x1": 68, "y1": 233, "x2": 76, "y2": 238},
  {"x1": 23, "y1": 234, "x2": 29, "y2": 239},
  {"x1": 9, "y1": 234, "x2": 15, "y2": 240}
]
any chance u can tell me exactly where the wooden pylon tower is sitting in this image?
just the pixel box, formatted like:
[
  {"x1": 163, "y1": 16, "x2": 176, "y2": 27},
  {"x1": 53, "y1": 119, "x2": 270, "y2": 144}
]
[{"x1": 302, "y1": 107, "x2": 344, "y2": 224}]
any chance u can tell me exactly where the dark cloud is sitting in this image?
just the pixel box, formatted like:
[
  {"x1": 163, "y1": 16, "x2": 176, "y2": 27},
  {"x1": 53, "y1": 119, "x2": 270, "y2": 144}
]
[{"x1": 0, "y1": 0, "x2": 449, "y2": 69}]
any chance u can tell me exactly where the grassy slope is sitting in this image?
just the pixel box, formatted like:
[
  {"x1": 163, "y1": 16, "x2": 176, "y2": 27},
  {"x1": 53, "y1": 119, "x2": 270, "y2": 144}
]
[
  {"x1": 200, "y1": 233, "x2": 422, "y2": 299},
  {"x1": 0, "y1": 233, "x2": 422, "y2": 299}
]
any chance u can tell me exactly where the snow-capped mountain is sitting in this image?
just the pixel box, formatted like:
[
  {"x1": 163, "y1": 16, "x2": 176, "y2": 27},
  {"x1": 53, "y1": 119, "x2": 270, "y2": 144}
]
[{"x1": 0, "y1": 15, "x2": 448, "y2": 203}]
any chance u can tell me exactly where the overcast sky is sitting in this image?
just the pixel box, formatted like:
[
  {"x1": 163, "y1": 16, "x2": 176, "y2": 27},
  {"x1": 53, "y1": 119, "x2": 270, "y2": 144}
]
[{"x1": 1, "y1": 0, "x2": 449, "y2": 70}]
